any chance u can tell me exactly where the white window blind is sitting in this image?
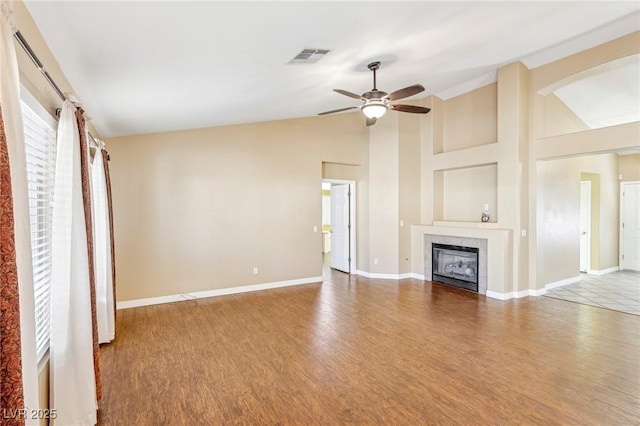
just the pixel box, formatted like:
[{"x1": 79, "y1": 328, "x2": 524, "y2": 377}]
[{"x1": 21, "y1": 99, "x2": 57, "y2": 362}]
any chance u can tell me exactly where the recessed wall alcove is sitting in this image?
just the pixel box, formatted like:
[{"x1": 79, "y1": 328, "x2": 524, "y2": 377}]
[{"x1": 433, "y1": 163, "x2": 498, "y2": 223}]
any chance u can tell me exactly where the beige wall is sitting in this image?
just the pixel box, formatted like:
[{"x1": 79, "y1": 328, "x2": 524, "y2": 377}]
[
  {"x1": 100, "y1": 29, "x2": 637, "y2": 300},
  {"x1": 619, "y1": 154, "x2": 640, "y2": 181},
  {"x1": 12, "y1": 1, "x2": 100, "y2": 136},
  {"x1": 442, "y1": 164, "x2": 497, "y2": 222},
  {"x1": 13, "y1": 2, "x2": 66, "y2": 115},
  {"x1": 536, "y1": 159, "x2": 581, "y2": 284},
  {"x1": 537, "y1": 154, "x2": 619, "y2": 284},
  {"x1": 398, "y1": 112, "x2": 421, "y2": 274},
  {"x1": 322, "y1": 162, "x2": 359, "y2": 181},
  {"x1": 530, "y1": 32, "x2": 639, "y2": 288},
  {"x1": 107, "y1": 113, "x2": 366, "y2": 301},
  {"x1": 580, "y1": 172, "x2": 602, "y2": 271},
  {"x1": 366, "y1": 114, "x2": 400, "y2": 274},
  {"x1": 442, "y1": 83, "x2": 497, "y2": 152},
  {"x1": 585, "y1": 155, "x2": 621, "y2": 271},
  {"x1": 536, "y1": 93, "x2": 589, "y2": 138}
]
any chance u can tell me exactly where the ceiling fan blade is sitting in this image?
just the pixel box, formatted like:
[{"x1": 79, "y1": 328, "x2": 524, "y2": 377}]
[
  {"x1": 366, "y1": 117, "x2": 377, "y2": 127},
  {"x1": 318, "y1": 106, "x2": 359, "y2": 116},
  {"x1": 390, "y1": 104, "x2": 431, "y2": 114},
  {"x1": 387, "y1": 84, "x2": 425, "y2": 101},
  {"x1": 334, "y1": 89, "x2": 364, "y2": 100}
]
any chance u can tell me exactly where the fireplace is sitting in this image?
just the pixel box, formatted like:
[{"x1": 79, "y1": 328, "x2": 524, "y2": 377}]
[{"x1": 432, "y1": 243, "x2": 479, "y2": 292}]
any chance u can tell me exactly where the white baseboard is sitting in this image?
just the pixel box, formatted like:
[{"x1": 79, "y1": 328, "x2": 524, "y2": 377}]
[
  {"x1": 486, "y1": 275, "x2": 581, "y2": 300},
  {"x1": 545, "y1": 275, "x2": 581, "y2": 290},
  {"x1": 528, "y1": 287, "x2": 548, "y2": 297},
  {"x1": 586, "y1": 266, "x2": 619, "y2": 276},
  {"x1": 116, "y1": 276, "x2": 322, "y2": 310},
  {"x1": 408, "y1": 273, "x2": 425, "y2": 280},
  {"x1": 485, "y1": 290, "x2": 511, "y2": 300},
  {"x1": 486, "y1": 289, "x2": 540, "y2": 300},
  {"x1": 355, "y1": 270, "x2": 416, "y2": 280}
]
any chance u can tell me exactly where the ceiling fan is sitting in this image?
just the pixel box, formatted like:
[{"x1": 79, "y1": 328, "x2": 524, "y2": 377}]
[{"x1": 318, "y1": 61, "x2": 431, "y2": 126}]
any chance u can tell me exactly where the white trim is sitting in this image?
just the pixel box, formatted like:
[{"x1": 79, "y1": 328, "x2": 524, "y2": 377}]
[
  {"x1": 587, "y1": 266, "x2": 620, "y2": 276},
  {"x1": 355, "y1": 270, "x2": 410, "y2": 280},
  {"x1": 485, "y1": 275, "x2": 582, "y2": 300},
  {"x1": 486, "y1": 289, "x2": 542, "y2": 300},
  {"x1": 20, "y1": 84, "x2": 58, "y2": 128},
  {"x1": 485, "y1": 290, "x2": 511, "y2": 300},
  {"x1": 545, "y1": 275, "x2": 581, "y2": 290},
  {"x1": 486, "y1": 275, "x2": 583, "y2": 300},
  {"x1": 116, "y1": 276, "x2": 322, "y2": 310},
  {"x1": 528, "y1": 288, "x2": 548, "y2": 297},
  {"x1": 408, "y1": 273, "x2": 425, "y2": 280}
]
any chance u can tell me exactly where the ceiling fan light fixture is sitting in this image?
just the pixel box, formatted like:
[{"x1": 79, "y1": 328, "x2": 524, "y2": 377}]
[
  {"x1": 361, "y1": 103, "x2": 388, "y2": 119},
  {"x1": 318, "y1": 62, "x2": 429, "y2": 125}
]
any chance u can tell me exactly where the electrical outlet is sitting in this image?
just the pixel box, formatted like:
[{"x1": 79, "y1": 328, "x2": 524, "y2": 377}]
[
  {"x1": 253, "y1": 267, "x2": 258, "y2": 275},
  {"x1": 374, "y1": 258, "x2": 379, "y2": 265},
  {"x1": 313, "y1": 226, "x2": 318, "y2": 233},
  {"x1": 483, "y1": 204, "x2": 489, "y2": 211}
]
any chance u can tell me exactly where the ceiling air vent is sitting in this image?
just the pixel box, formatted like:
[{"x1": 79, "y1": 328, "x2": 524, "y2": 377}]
[{"x1": 288, "y1": 48, "x2": 331, "y2": 64}]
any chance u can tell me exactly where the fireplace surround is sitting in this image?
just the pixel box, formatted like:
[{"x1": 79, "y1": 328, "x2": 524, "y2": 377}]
[{"x1": 412, "y1": 224, "x2": 511, "y2": 299}]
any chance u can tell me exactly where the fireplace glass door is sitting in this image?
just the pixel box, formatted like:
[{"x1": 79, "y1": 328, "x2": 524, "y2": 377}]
[{"x1": 432, "y1": 244, "x2": 479, "y2": 292}]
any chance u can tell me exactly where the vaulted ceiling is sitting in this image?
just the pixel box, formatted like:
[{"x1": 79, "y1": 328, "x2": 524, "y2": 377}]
[{"x1": 23, "y1": 1, "x2": 640, "y2": 138}]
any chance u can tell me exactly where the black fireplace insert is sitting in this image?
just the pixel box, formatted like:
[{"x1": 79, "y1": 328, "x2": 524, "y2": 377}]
[{"x1": 432, "y1": 243, "x2": 479, "y2": 292}]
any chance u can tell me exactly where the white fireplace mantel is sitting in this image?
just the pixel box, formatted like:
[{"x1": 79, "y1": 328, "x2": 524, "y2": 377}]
[{"x1": 411, "y1": 224, "x2": 512, "y2": 299}]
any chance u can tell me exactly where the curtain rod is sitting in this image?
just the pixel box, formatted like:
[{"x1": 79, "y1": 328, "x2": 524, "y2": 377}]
[
  {"x1": 14, "y1": 30, "x2": 100, "y2": 149},
  {"x1": 14, "y1": 31, "x2": 66, "y2": 101}
]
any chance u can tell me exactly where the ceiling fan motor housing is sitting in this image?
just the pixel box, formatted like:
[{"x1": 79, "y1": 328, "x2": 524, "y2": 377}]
[{"x1": 363, "y1": 90, "x2": 388, "y2": 101}]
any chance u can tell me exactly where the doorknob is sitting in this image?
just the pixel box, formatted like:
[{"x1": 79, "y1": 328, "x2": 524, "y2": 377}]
[{"x1": 582, "y1": 231, "x2": 587, "y2": 235}]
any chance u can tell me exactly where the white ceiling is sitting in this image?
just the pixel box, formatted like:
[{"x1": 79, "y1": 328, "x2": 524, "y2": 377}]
[
  {"x1": 552, "y1": 54, "x2": 639, "y2": 129},
  {"x1": 22, "y1": 1, "x2": 640, "y2": 138}
]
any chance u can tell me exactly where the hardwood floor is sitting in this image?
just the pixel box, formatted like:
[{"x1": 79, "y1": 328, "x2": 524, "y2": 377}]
[{"x1": 98, "y1": 270, "x2": 640, "y2": 425}]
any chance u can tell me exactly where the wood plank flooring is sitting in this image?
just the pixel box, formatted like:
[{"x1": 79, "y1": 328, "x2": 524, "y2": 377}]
[{"x1": 98, "y1": 270, "x2": 640, "y2": 425}]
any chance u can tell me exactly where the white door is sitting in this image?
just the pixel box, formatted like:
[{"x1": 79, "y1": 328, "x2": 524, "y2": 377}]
[
  {"x1": 579, "y1": 181, "x2": 591, "y2": 272},
  {"x1": 330, "y1": 184, "x2": 350, "y2": 273},
  {"x1": 621, "y1": 182, "x2": 640, "y2": 271}
]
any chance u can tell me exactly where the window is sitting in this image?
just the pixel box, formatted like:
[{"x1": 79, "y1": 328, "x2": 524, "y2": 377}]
[{"x1": 21, "y1": 95, "x2": 57, "y2": 363}]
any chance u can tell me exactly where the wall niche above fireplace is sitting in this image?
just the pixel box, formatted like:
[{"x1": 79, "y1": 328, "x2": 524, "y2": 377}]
[{"x1": 433, "y1": 163, "x2": 498, "y2": 224}]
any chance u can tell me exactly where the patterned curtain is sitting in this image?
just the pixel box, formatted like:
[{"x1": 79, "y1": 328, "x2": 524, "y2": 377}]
[
  {"x1": 101, "y1": 149, "x2": 116, "y2": 319},
  {"x1": 75, "y1": 109, "x2": 102, "y2": 400},
  {"x1": 0, "y1": 109, "x2": 25, "y2": 425}
]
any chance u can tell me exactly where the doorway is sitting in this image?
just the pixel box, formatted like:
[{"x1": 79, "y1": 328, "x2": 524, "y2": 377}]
[
  {"x1": 620, "y1": 181, "x2": 640, "y2": 271},
  {"x1": 321, "y1": 179, "x2": 356, "y2": 276},
  {"x1": 579, "y1": 181, "x2": 592, "y2": 272}
]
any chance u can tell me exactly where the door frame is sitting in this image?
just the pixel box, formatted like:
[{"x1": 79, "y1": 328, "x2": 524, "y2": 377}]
[
  {"x1": 579, "y1": 180, "x2": 592, "y2": 273},
  {"x1": 620, "y1": 181, "x2": 640, "y2": 271},
  {"x1": 322, "y1": 179, "x2": 357, "y2": 274}
]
